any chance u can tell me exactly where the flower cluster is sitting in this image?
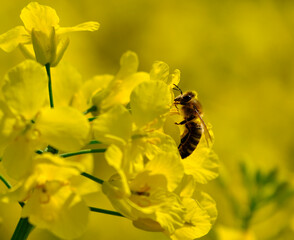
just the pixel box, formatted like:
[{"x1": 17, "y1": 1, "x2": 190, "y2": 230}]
[{"x1": 0, "y1": 2, "x2": 219, "y2": 239}]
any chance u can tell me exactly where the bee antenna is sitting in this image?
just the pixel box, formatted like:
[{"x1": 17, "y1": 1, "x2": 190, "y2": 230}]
[{"x1": 173, "y1": 84, "x2": 183, "y2": 95}]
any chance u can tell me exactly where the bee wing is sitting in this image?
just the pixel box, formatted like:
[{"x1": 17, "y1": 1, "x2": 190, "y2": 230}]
[{"x1": 193, "y1": 107, "x2": 212, "y2": 146}]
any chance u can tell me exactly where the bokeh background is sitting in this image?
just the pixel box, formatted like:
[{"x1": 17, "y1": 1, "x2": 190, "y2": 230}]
[{"x1": 0, "y1": 0, "x2": 294, "y2": 239}]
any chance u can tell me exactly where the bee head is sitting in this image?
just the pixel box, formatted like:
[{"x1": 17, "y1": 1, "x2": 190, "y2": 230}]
[{"x1": 174, "y1": 91, "x2": 196, "y2": 104}]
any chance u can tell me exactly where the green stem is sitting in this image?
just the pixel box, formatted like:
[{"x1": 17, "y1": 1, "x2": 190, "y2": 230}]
[
  {"x1": 83, "y1": 105, "x2": 97, "y2": 115},
  {"x1": 11, "y1": 218, "x2": 34, "y2": 240},
  {"x1": 89, "y1": 207, "x2": 124, "y2": 217},
  {"x1": 81, "y1": 172, "x2": 104, "y2": 184},
  {"x1": 46, "y1": 145, "x2": 58, "y2": 154},
  {"x1": 45, "y1": 63, "x2": 54, "y2": 108},
  {"x1": 60, "y1": 148, "x2": 106, "y2": 158},
  {"x1": 0, "y1": 175, "x2": 24, "y2": 207},
  {"x1": 89, "y1": 140, "x2": 102, "y2": 144},
  {"x1": 44, "y1": 63, "x2": 58, "y2": 154},
  {"x1": 0, "y1": 175, "x2": 12, "y2": 189},
  {"x1": 88, "y1": 117, "x2": 96, "y2": 122}
]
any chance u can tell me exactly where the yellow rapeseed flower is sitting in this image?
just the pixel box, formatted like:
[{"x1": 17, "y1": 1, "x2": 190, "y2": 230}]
[
  {"x1": 0, "y1": 2, "x2": 99, "y2": 66},
  {"x1": 91, "y1": 51, "x2": 149, "y2": 114},
  {"x1": 102, "y1": 151, "x2": 186, "y2": 234},
  {"x1": 0, "y1": 60, "x2": 90, "y2": 179},
  {"x1": 168, "y1": 192, "x2": 217, "y2": 240},
  {"x1": 2, "y1": 153, "x2": 92, "y2": 239}
]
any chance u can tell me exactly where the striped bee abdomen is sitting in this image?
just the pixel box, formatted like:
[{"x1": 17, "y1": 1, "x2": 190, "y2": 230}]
[{"x1": 178, "y1": 121, "x2": 203, "y2": 159}]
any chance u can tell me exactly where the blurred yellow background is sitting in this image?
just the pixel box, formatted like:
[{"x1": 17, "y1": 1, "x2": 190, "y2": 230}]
[{"x1": 0, "y1": 0, "x2": 294, "y2": 239}]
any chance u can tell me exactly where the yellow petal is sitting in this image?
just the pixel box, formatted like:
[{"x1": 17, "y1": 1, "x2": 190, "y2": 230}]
[
  {"x1": 163, "y1": 113, "x2": 182, "y2": 146},
  {"x1": 146, "y1": 152, "x2": 184, "y2": 192},
  {"x1": 170, "y1": 198, "x2": 211, "y2": 240},
  {"x1": 2, "y1": 60, "x2": 47, "y2": 119},
  {"x1": 105, "y1": 144, "x2": 123, "y2": 172},
  {"x1": 31, "y1": 27, "x2": 56, "y2": 65},
  {"x1": 168, "y1": 69, "x2": 181, "y2": 86},
  {"x1": 174, "y1": 174, "x2": 196, "y2": 198},
  {"x1": 104, "y1": 145, "x2": 131, "y2": 197},
  {"x1": 150, "y1": 61, "x2": 169, "y2": 82},
  {"x1": 20, "y1": 2, "x2": 60, "y2": 33},
  {"x1": 183, "y1": 132, "x2": 219, "y2": 184},
  {"x1": 123, "y1": 141, "x2": 145, "y2": 174},
  {"x1": 51, "y1": 36, "x2": 69, "y2": 67},
  {"x1": 133, "y1": 219, "x2": 164, "y2": 232},
  {"x1": 144, "y1": 131, "x2": 179, "y2": 160},
  {"x1": 152, "y1": 191, "x2": 185, "y2": 234},
  {"x1": 36, "y1": 107, "x2": 90, "y2": 152},
  {"x1": 51, "y1": 62, "x2": 83, "y2": 107},
  {"x1": 130, "y1": 81, "x2": 171, "y2": 127},
  {"x1": 57, "y1": 22, "x2": 100, "y2": 34},
  {"x1": 22, "y1": 184, "x2": 89, "y2": 239},
  {"x1": 92, "y1": 105, "x2": 132, "y2": 144},
  {"x1": 73, "y1": 74, "x2": 113, "y2": 112},
  {"x1": 19, "y1": 44, "x2": 35, "y2": 59},
  {"x1": 0, "y1": 26, "x2": 29, "y2": 52},
  {"x1": 128, "y1": 172, "x2": 185, "y2": 233},
  {"x1": 116, "y1": 51, "x2": 139, "y2": 79},
  {"x1": 32, "y1": 153, "x2": 81, "y2": 182},
  {"x1": 102, "y1": 180, "x2": 134, "y2": 218},
  {"x1": 0, "y1": 103, "x2": 17, "y2": 156},
  {"x1": 2, "y1": 136, "x2": 37, "y2": 180},
  {"x1": 183, "y1": 145, "x2": 219, "y2": 184},
  {"x1": 196, "y1": 191, "x2": 217, "y2": 224},
  {"x1": 101, "y1": 72, "x2": 149, "y2": 110}
]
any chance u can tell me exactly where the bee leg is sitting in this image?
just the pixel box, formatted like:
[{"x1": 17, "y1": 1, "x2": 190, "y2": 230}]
[
  {"x1": 175, "y1": 116, "x2": 196, "y2": 125},
  {"x1": 175, "y1": 120, "x2": 186, "y2": 125}
]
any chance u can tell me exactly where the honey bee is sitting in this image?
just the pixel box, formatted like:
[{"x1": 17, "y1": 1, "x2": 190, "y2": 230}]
[{"x1": 173, "y1": 85, "x2": 212, "y2": 159}]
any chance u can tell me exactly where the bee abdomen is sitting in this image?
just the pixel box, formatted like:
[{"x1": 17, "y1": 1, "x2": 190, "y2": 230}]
[{"x1": 178, "y1": 122, "x2": 202, "y2": 159}]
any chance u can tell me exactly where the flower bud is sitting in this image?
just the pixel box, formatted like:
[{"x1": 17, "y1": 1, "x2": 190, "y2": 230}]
[{"x1": 31, "y1": 27, "x2": 57, "y2": 65}]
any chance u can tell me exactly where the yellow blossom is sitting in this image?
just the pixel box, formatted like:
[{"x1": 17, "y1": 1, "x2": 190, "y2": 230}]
[
  {"x1": 92, "y1": 102, "x2": 180, "y2": 176},
  {"x1": 2, "y1": 153, "x2": 93, "y2": 239},
  {"x1": 0, "y1": 60, "x2": 90, "y2": 179},
  {"x1": 150, "y1": 61, "x2": 181, "y2": 104},
  {"x1": 130, "y1": 80, "x2": 171, "y2": 128},
  {"x1": 169, "y1": 198, "x2": 211, "y2": 240},
  {"x1": 170, "y1": 176, "x2": 218, "y2": 240},
  {"x1": 0, "y1": 2, "x2": 99, "y2": 66},
  {"x1": 182, "y1": 133, "x2": 219, "y2": 184},
  {"x1": 102, "y1": 151, "x2": 185, "y2": 234},
  {"x1": 71, "y1": 74, "x2": 114, "y2": 112},
  {"x1": 50, "y1": 62, "x2": 83, "y2": 107},
  {"x1": 91, "y1": 51, "x2": 149, "y2": 113}
]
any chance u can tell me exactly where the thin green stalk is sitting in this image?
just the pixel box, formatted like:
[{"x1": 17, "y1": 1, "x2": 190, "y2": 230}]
[
  {"x1": 89, "y1": 207, "x2": 124, "y2": 217},
  {"x1": 81, "y1": 172, "x2": 104, "y2": 184},
  {"x1": 89, "y1": 140, "x2": 102, "y2": 144},
  {"x1": 46, "y1": 145, "x2": 58, "y2": 154},
  {"x1": 44, "y1": 63, "x2": 59, "y2": 154},
  {"x1": 0, "y1": 175, "x2": 12, "y2": 189},
  {"x1": 35, "y1": 150, "x2": 43, "y2": 154},
  {"x1": 0, "y1": 176, "x2": 24, "y2": 207},
  {"x1": 83, "y1": 105, "x2": 97, "y2": 115},
  {"x1": 88, "y1": 117, "x2": 96, "y2": 122},
  {"x1": 60, "y1": 148, "x2": 106, "y2": 158},
  {"x1": 11, "y1": 217, "x2": 34, "y2": 240},
  {"x1": 45, "y1": 63, "x2": 54, "y2": 108}
]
